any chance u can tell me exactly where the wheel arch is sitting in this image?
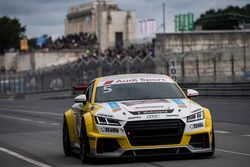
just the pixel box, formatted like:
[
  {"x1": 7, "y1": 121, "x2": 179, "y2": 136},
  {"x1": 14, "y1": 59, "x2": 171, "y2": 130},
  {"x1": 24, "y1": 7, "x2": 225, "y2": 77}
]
[{"x1": 64, "y1": 109, "x2": 78, "y2": 143}]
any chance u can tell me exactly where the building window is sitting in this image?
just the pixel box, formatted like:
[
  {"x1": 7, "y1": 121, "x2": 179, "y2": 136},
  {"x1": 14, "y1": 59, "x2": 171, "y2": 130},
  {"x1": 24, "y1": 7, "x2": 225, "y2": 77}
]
[{"x1": 115, "y1": 32, "x2": 123, "y2": 48}]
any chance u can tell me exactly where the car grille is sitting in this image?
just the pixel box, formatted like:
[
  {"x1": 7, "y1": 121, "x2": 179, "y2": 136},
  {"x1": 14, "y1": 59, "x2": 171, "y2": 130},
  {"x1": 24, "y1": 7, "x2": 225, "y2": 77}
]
[
  {"x1": 124, "y1": 119, "x2": 185, "y2": 146},
  {"x1": 122, "y1": 147, "x2": 191, "y2": 156}
]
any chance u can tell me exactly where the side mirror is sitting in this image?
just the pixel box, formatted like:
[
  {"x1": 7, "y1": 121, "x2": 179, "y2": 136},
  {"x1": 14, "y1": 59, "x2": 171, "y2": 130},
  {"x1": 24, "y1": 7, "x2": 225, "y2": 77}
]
[
  {"x1": 187, "y1": 89, "x2": 199, "y2": 97},
  {"x1": 74, "y1": 94, "x2": 87, "y2": 104}
]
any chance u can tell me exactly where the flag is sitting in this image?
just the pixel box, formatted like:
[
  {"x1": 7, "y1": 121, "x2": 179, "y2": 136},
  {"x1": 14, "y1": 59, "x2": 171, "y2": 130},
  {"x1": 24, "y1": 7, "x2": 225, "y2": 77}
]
[{"x1": 139, "y1": 19, "x2": 156, "y2": 35}]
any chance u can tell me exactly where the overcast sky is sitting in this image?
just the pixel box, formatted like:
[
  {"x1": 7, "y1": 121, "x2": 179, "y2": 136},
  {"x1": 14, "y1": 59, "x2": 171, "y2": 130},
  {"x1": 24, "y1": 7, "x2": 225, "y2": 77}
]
[{"x1": 0, "y1": 0, "x2": 249, "y2": 38}]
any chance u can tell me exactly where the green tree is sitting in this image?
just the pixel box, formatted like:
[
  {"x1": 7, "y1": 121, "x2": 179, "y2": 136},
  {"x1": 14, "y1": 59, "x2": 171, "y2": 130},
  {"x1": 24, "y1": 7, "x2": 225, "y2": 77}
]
[
  {"x1": 195, "y1": 4, "x2": 250, "y2": 30},
  {"x1": 0, "y1": 16, "x2": 26, "y2": 53}
]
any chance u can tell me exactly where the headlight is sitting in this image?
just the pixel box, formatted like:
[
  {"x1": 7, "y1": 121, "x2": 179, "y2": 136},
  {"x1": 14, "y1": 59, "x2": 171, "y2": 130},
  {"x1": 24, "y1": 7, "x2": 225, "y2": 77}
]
[
  {"x1": 94, "y1": 116, "x2": 121, "y2": 126},
  {"x1": 187, "y1": 110, "x2": 204, "y2": 123}
]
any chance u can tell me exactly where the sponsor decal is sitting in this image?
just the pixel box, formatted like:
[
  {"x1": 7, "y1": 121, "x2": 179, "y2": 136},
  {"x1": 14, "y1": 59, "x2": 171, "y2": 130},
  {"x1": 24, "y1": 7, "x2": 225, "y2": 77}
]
[
  {"x1": 139, "y1": 78, "x2": 167, "y2": 82},
  {"x1": 190, "y1": 122, "x2": 204, "y2": 129},
  {"x1": 121, "y1": 99, "x2": 169, "y2": 107},
  {"x1": 146, "y1": 115, "x2": 160, "y2": 119},
  {"x1": 90, "y1": 106, "x2": 95, "y2": 110},
  {"x1": 108, "y1": 102, "x2": 121, "y2": 112},
  {"x1": 101, "y1": 127, "x2": 119, "y2": 133},
  {"x1": 96, "y1": 113, "x2": 113, "y2": 118},
  {"x1": 172, "y1": 99, "x2": 187, "y2": 108},
  {"x1": 166, "y1": 107, "x2": 174, "y2": 113},
  {"x1": 128, "y1": 116, "x2": 141, "y2": 120},
  {"x1": 135, "y1": 106, "x2": 164, "y2": 110},
  {"x1": 115, "y1": 78, "x2": 167, "y2": 84},
  {"x1": 166, "y1": 114, "x2": 179, "y2": 117},
  {"x1": 116, "y1": 78, "x2": 138, "y2": 84},
  {"x1": 104, "y1": 80, "x2": 114, "y2": 85},
  {"x1": 129, "y1": 110, "x2": 169, "y2": 115},
  {"x1": 100, "y1": 78, "x2": 169, "y2": 86}
]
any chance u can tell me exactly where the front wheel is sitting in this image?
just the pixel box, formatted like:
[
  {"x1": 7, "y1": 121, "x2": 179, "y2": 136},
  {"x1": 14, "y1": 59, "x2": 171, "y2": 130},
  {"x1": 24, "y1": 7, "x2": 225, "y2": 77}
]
[
  {"x1": 63, "y1": 117, "x2": 72, "y2": 156},
  {"x1": 206, "y1": 127, "x2": 215, "y2": 156},
  {"x1": 80, "y1": 118, "x2": 90, "y2": 163}
]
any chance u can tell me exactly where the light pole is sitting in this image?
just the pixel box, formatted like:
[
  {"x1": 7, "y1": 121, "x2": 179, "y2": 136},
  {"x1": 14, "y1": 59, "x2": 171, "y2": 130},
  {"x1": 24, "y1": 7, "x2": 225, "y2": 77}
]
[
  {"x1": 97, "y1": 0, "x2": 101, "y2": 55},
  {"x1": 162, "y1": 3, "x2": 166, "y2": 33},
  {"x1": 239, "y1": 24, "x2": 247, "y2": 73}
]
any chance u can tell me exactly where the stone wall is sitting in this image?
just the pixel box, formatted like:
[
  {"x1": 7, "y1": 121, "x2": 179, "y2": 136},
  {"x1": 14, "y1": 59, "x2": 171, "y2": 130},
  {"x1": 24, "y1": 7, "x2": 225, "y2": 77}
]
[
  {"x1": 3, "y1": 52, "x2": 17, "y2": 70},
  {"x1": 155, "y1": 30, "x2": 250, "y2": 54},
  {"x1": 34, "y1": 51, "x2": 83, "y2": 70},
  {"x1": 154, "y1": 30, "x2": 250, "y2": 82},
  {"x1": 3, "y1": 51, "x2": 84, "y2": 72},
  {"x1": 17, "y1": 53, "x2": 33, "y2": 71}
]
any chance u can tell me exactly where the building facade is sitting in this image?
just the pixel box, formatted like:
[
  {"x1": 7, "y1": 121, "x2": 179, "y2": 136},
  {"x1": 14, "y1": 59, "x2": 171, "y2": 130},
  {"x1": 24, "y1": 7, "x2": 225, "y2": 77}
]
[{"x1": 65, "y1": 0, "x2": 136, "y2": 51}]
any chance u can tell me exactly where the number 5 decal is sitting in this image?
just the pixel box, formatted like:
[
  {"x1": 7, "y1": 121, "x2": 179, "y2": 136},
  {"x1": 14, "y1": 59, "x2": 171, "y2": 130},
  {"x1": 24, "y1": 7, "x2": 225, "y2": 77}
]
[{"x1": 103, "y1": 85, "x2": 112, "y2": 93}]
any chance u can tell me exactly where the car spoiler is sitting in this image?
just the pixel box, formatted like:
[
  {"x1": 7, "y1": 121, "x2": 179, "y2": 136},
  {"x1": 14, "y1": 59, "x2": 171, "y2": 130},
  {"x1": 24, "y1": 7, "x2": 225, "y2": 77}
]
[{"x1": 72, "y1": 85, "x2": 88, "y2": 95}]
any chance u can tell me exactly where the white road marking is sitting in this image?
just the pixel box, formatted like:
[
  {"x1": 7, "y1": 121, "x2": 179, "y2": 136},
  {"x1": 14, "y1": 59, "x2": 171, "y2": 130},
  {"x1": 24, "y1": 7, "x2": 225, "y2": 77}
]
[
  {"x1": 0, "y1": 108, "x2": 61, "y2": 117},
  {"x1": 217, "y1": 148, "x2": 250, "y2": 157},
  {"x1": 0, "y1": 115, "x2": 32, "y2": 122},
  {"x1": 242, "y1": 134, "x2": 250, "y2": 137},
  {"x1": 0, "y1": 114, "x2": 59, "y2": 127},
  {"x1": 37, "y1": 121, "x2": 46, "y2": 124},
  {"x1": 50, "y1": 123, "x2": 60, "y2": 126},
  {"x1": 0, "y1": 147, "x2": 52, "y2": 167},
  {"x1": 215, "y1": 130, "x2": 232, "y2": 134}
]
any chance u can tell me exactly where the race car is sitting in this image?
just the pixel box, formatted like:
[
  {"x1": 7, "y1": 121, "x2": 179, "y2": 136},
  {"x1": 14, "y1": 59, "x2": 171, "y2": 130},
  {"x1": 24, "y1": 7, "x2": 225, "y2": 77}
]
[{"x1": 63, "y1": 74, "x2": 215, "y2": 162}]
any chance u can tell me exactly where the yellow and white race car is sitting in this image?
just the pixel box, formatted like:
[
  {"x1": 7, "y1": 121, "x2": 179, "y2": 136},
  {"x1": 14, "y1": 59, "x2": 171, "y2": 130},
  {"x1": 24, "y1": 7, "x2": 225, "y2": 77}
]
[{"x1": 63, "y1": 74, "x2": 215, "y2": 162}]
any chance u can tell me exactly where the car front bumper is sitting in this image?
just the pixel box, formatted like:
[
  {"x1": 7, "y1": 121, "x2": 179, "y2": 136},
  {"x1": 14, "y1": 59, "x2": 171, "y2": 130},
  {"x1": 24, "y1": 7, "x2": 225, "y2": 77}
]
[{"x1": 86, "y1": 127, "x2": 214, "y2": 158}]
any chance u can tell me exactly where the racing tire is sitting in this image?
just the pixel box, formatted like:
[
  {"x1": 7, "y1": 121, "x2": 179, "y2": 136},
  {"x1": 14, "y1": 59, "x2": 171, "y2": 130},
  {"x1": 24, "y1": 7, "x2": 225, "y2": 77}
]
[
  {"x1": 80, "y1": 118, "x2": 91, "y2": 163},
  {"x1": 206, "y1": 127, "x2": 215, "y2": 156},
  {"x1": 63, "y1": 117, "x2": 73, "y2": 156}
]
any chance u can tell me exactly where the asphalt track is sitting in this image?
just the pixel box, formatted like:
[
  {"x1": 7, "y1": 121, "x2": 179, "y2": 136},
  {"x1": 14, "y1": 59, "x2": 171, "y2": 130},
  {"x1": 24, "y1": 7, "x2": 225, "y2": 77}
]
[{"x1": 0, "y1": 96, "x2": 250, "y2": 167}]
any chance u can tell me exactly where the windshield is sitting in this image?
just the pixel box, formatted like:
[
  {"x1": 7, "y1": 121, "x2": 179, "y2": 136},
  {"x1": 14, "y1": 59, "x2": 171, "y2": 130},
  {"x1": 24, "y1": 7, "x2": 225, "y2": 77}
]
[{"x1": 95, "y1": 82, "x2": 185, "y2": 103}]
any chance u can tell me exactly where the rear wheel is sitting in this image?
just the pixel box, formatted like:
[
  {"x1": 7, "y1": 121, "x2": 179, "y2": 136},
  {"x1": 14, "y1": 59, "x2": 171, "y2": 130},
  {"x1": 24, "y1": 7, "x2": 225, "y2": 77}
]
[
  {"x1": 80, "y1": 118, "x2": 90, "y2": 163},
  {"x1": 63, "y1": 117, "x2": 72, "y2": 156}
]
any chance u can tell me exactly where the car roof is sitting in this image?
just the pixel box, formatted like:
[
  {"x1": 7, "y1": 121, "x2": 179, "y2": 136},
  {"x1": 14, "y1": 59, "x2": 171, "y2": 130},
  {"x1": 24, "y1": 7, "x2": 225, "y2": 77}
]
[{"x1": 96, "y1": 73, "x2": 175, "y2": 85}]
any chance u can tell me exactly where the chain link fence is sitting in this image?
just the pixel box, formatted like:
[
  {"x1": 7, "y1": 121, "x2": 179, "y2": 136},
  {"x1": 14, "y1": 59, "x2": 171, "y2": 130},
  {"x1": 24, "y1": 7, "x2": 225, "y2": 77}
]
[{"x1": 0, "y1": 47, "x2": 249, "y2": 95}]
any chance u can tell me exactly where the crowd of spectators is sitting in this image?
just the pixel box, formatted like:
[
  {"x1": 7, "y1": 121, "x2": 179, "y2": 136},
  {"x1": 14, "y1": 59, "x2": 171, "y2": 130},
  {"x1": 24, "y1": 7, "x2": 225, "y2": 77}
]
[
  {"x1": 0, "y1": 66, "x2": 5, "y2": 74},
  {"x1": 32, "y1": 32, "x2": 97, "y2": 51},
  {"x1": 52, "y1": 32, "x2": 97, "y2": 49},
  {"x1": 0, "y1": 66, "x2": 16, "y2": 74},
  {"x1": 79, "y1": 43, "x2": 155, "y2": 62},
  {"x1": 28, "y1": 32, "x2": 156, "y2": 62}
]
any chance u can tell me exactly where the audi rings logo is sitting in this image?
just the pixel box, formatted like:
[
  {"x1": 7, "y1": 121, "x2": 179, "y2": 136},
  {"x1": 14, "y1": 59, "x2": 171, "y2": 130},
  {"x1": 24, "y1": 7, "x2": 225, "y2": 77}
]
[{"x1": 146, "y1": 115, "x2": 160, "y2": 119}]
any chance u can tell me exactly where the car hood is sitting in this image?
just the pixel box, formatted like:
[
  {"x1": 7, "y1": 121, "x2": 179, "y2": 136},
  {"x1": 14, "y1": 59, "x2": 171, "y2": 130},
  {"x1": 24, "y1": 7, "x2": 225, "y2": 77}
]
[{"x1": 94, "y1": 99, "x2": 203, "y2": 121}]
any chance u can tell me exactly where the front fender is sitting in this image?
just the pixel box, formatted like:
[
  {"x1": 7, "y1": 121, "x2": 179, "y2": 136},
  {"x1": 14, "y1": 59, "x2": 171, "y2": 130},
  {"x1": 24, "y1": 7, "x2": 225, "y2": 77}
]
[
  {"x1": 203, "y1": 107, "x2": 213, "y2": 128},
  {"x1": 64, "y1": 109, "x2": 78, "y2": 143}
]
